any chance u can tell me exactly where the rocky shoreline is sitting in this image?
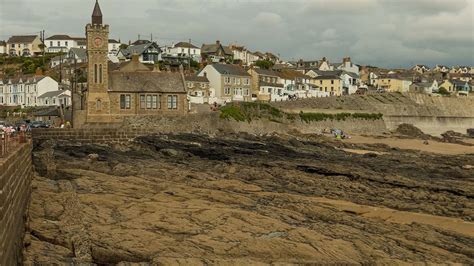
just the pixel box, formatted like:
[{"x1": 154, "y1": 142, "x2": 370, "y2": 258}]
[{"x1": 24, "y1": 132, "x2": 474, "y2": 264}]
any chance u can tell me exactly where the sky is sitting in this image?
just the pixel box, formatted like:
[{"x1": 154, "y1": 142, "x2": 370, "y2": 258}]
[{"x1": 0, "y1": 0, "x2": 473, "y2": 68}]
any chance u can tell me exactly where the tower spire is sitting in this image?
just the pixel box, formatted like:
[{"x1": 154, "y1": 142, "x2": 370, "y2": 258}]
[{"x1": 92, "y1": 0, "x2": 103, "y2": 25}]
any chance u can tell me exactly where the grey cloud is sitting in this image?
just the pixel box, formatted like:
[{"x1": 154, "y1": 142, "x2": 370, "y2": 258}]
[{"x1": 0, "y1": 0, "x2": 473, "y2": 68}]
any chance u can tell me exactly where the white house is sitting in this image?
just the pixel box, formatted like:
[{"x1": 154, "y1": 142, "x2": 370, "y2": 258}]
[
  {"x1": 108, "y1": 39, "x2": 122, "y2": 55},
  {"x1": 38, "y1": 89, "x2": 71, "y2": 106},
  {"x1": 0, "y1": 41, "x2": 6, "y2": 54},
  {"x1": 117, "y1": 42, "x2": 161, "y2": 64},
  {"x1": 412, "y1": 65, "x2": 430, "y2": 74},
  {"x1": 335, "y1": 57, "x2": 359, "y2": 75},
  {"x1": 306, "y1": 69, "x2": 360, "y2": 95},
  {"x1": 0, "y1": 76, "x2": 59, "y2": 107},
  {"x1": 164, "y1": 42, "x2": 201, "y2": 61},
  {"x1": 45, "y1": 35, "x2": 80, "y2": 53}
]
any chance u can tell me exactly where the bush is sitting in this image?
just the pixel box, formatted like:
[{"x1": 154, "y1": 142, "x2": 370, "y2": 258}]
[
  {"x1": 220, "y1": 105, "x2": 247, "y2": 122},
  {"x1": 299, "y1": 112, "x2": 383, "y2": 123}
]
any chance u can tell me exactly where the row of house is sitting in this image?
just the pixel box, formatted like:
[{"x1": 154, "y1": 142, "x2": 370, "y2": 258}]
[
  {"x1": 0, "y1": 73, "x2": 70, "y2": 107},
  {"x1": 413, "y1": 64, "x2": 474, "y2": 74}
]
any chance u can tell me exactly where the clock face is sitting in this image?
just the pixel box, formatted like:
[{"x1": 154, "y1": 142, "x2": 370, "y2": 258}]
[{"x1": 94, "y1": 37, "x2": 103, "y2": 48}]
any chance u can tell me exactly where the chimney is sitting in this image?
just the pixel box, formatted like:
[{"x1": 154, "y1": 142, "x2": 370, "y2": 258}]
[
  {"x1": 216, "y1": 40, "x2": 220, "y2": 46},
  {"x1": 131, "y1": 53, "x2": 139, "y2": 63},
  {"x1": 203, "y1": 72, "x2": 207, "y2": 78},
  {"x1": 322, "y1": 57, "x2": 327, "y2": 62},
  {"x1": 35, "y1": 67, "x2": 43, "y2": 76},
  {"x1": 343, "y1": 57, "x2": 351, "y2": 63}
]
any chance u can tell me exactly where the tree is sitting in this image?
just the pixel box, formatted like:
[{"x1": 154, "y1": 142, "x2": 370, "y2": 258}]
[{"x1": 255, "y1": 59, "x2": 274, "y2": 70}]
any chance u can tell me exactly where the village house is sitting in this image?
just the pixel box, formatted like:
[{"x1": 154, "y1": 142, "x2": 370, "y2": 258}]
[
  {"x1": 229, "y1": 45, "x2": 261, "y2": 66},
  {"x1": 375, "y1": 75, "x2": 413, "y2": 92},
  {"x1": 249, "y1": 68, "x2": 286, "y2": 102},
  {"x1": 276, "y1": 70, "x2": 320, "y2": 99},
  {"x1": 313, "y1": 75, "x2": 343, "y2": 96},
  {"x1": 164, "y1": 42, "x2": 201, "y2": 61},
  {"x1": 108, "y1": 39, "x2": 121, "y2": 55},
  {"x1": 439, "y1": 80, "x2": 456, "y2": 94},
  {"x1": 306, "y1": 69, "x2": 359, "y2": 95},
  {"x1": 412, "y1": 65, "x2": 430, "y2": 74},
  {"x1": 451, "y1": 79, "x2": 471, "y2": 93},
  {"x1": 0, "y1": 74, "x2": 59, "y2": 107},
  {"x1": 433, "y1": 65, "x2": 450, "y2": 73},
  {"x1": 45, "y1": 35, "x2": 80, "y2": 53},
  {"x1": 201, "y1": 41, "x2": 233, "y2": 64},
  {"x1": 450, "y1": 66, "x2": 471, "y2": 74},
  {"x1": 7, "y1": 35, "x2": 43, "y2": 56},
  {"x1": 38, "y1": 89, "x2": 71, "y2": 106},
  {"x1": 73, "y1": 0, "x2": 188, "y2": 127},
  {"x1": 409, "y1": 80, "x2": 438, "y2": 94},
  {"x1": 185, "y1": 75, "x2": 210, "y2": 104},
  {"x1": 117, "y1": 42, "x2": 161, "y2": 64},
  {"x1": 197, "y1": 64, "x2": 252, "y2": 104},
  {"x1": 0, "y1": 41, "x2": 7, "y2": 55},
  {"x1": 334, "y1": 57, "x2": 359, "y2": 75}
]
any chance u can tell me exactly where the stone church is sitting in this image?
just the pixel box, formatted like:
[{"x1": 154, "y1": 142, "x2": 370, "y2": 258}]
[{"x1": 73, "y1": 0, "x2": 188, "y2": 127}]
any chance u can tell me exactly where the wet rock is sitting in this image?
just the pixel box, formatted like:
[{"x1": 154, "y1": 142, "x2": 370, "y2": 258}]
[{"x1": 161, "y1": 148, "x2": 179, "y2": 157}]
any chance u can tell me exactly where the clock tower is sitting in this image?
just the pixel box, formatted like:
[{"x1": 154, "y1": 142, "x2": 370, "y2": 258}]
[{"x1": 85, "y1": 0, "x2": 111, "y2": 122}]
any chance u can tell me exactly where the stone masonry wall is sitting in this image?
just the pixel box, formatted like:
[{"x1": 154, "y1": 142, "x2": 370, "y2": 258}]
[
  {"x1": 32, "y1": 114, "x2": 387, "y2": 145},
  {"x1": 0, "y1": 143, "x2": 33, "y2": 265}
]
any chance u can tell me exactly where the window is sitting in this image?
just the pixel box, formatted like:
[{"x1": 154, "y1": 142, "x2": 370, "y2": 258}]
[
  {"x1": 224, "y1": 77, "x2": 231, "y2": 84},
  {"x1": 50, "y1": 41, "x2": 53, "y2": 47},
  {"x1": 140, "y1": 95, "x2": 146, "y2": 109},
  {"x1": 57, "y1": 41, "x2": 60, "y2": 46},
  {"x1": 231, "y1": 77, "x2": 235, "y2": 84},
  {"x1": 96, "y1": 99, "x2": 102, "y2": 110},
  {"x1": 236, "y1": 78, "x2": 241, "y2": 85},
  {"x1": 331, "y1": 80, "x2": 334, "y2": 85},
  {"x1": 320, "y1": 80, "x2": 323, "y2": 85},
  {"x1": 11, "y1": 44, "x2": 15, "y2": 48},
  {"x1": 167, "y1": 95, "x2": 178, "y2": 109},
  {"x1": 244, "y1": 78, "x2": 249, "y2": 85},
  {"x1": 120, "y1": 94, "x2": 131, "y2": 109},
  {"x1": 65, "y1": 41, "x2": 68, "y2": 46},
  {"x1": 94, "y1": 64, "x2": 98, "y2": 83},
  {"x1": 187, "y1": 82, "x2": 193, "y2": 88},
  {"x1": 99, "y1": 64, "x2": 103, "y2": 83},
  {"x1": 224, "y1": 87, "x2": 231, "y2": 95},
  {"x1": 152, "y1": 95, "x2": 159, "y2": 109},
  {"x1": 200, "y1": 83, "x2": 205, "y2": 88},
  {"x1": 146, "y1": 95, "x2": 152, "y2": 109},
  {"x1": 244, "y1": 89, "x2": 249, "y2": 96}
]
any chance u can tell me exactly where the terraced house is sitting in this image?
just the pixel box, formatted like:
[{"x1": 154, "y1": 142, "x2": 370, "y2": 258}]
[
  {"x1": 0, "y1": 75, "x2": 59, "y2": 107},
  {"x1": 198, "y1": 64, "x2": 252, "y2": 104},
  {"x1": 249, "y1": 68, "x2": 285, "y2": 102}
]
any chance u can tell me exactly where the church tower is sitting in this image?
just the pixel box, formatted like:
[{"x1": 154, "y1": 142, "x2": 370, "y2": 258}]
[{"x1": 85, "y1": 0, "x2": 111, "y2": 122}]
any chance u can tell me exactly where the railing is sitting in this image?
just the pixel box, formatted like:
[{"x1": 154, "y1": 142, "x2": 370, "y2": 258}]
[{"x1": 0, "y1": 131, "x2": 30, "y2": 159}]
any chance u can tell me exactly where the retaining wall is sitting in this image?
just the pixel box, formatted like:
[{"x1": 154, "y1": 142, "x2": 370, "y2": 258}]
[
  {"x1": 32, "y1": 114, "x2": 387, "y2": 144},
  {"x1": 0, "y1": 143, "x2": 33, "y2": 265}
]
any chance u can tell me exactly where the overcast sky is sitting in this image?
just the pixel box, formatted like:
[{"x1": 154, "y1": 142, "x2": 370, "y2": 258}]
[{"x1": 1, "y1": 0, "x2": 473, "y2": 68}]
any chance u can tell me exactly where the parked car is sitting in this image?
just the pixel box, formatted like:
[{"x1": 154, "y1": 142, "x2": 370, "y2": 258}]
[{"x1": 29, "y1": 121, "x2": 50, "y2": 129}]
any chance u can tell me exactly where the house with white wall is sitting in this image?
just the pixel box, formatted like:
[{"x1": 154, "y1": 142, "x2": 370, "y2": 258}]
[
  {"x1": 0, "y1": 76, "x2": 59, "y2": 107},
  {"x1": 7, "y1": 35, "x2": 43, "y2": 56},
  {"x1": 38, "y1": 89, "x2": 71, "y2": 106},
  {"x1": 45, "y1": 35, "x2": 79, "y2": 53},
  {"x1": 0, "y1": 41, "x2": 6, "y2": 55}
]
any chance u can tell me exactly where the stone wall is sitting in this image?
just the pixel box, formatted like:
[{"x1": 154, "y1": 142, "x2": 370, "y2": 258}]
[
  {"x1": 0, "y1": 143, "x2": 33, "y2": 265},
  {"x1": 32, "y1": 113, "x2": 387, "y2": 144}
]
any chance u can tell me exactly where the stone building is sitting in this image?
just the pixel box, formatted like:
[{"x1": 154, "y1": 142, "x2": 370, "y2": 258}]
[{"x1": 73, "y1": 0, "x2": 188, "y2": 128}]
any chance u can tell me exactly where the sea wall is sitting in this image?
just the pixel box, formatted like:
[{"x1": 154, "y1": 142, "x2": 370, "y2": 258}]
[
  {"x1": 0, "y1": 143, "x2": 33, "y2": 265},
  {"x1": 32, "y1": 114, "x2": 387, "y2": 144},
  {"x1": 384, "y1": 116, "x2": 474, "y2": 136}
]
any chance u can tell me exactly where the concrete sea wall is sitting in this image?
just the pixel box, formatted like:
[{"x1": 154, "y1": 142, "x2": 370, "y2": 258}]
[{"x1": 0, "y1": 143, "x2": 33, "y2": 265}]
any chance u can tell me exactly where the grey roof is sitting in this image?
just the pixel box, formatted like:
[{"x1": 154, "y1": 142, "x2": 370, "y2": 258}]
[
  {"x1": 211, "y1": 64, "x2": 251, "y2": 76},
  {"x1": 309, "y1": 70, "x2": 343, "y2": 76},
  {"x1": 451, "y1": 79, "x2": 469, "y2": 86},
  {"x1": 108, "y1": 39, "x2": 120, "y2": 44},
  {"x1": 7, "y1": 35, "x2": 39, "y2": 43},
  {"x1": 315, "y1": 75, "x2": 341, "y2": 80},
  {"x1": 38, "y1": 90, "x2": 69, "y2": 99},
  {"x1": 254, "y1": 68, "x2": 280, "y2": 77},
  {"x1": 342, "y1": 71, "x2": 360, "y2": 79},
  {"x1": 174, "y1": 42, "x2": 198, "y2": 49},
  {"x1": 46, "y1": 35, "x2": 75, "y2": 40},
  {"x1": 201, "y1": 44, "x2": 233, "y2": 55},
  {"x1": 120, "y1": 43, "x2": 161, "y2": 57},
  {"x1": 108, "y1": 72, "x2": 186, "y2": 93},
  {"x1": 260, "y1": 81, "x2": 284, "y2": 88},
  {"x1": 185, "y1": 75, "x2": 209, "y2": 83},
  {"x1": 69, "y1": 48, "x2": 87, "y2": 60}
]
